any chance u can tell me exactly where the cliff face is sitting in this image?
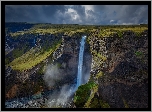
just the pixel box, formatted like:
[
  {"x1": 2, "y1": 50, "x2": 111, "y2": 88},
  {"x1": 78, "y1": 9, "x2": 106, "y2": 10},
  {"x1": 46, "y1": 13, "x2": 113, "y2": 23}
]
[
  {"x1": 98, "y1": 34, "x2": 148, "y2": 108},
  {"x1": 75, "y1": 30, "x2": 148, "y2": 108},
  {"x1": 5, "y1": 34, "x2": 92, "y2": 103},
  {"x1": 50, "y1": 35, "x2": 80, "y2": 87},
  {"x1": 50, "y1": 35, "x2": 92, "y2": 87},
  {"x1": 5, "y1": 29, "x2": 148, "y2": 108},
  {"x1": 5, "y1": 36, "x2": 59, "y2": 100}
]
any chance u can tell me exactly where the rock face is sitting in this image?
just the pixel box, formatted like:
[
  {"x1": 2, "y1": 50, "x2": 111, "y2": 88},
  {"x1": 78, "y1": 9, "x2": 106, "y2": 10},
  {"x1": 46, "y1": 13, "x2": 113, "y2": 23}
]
[
  {"x1": 87, "y1": 30, "x2": 148, "y2": 108},
  {"x1": 51, "y1": 35, "x2": 80, "y2": 86},
  {"x1": 50, "y1": 35, "x2": 92, "y2": 87},
  {"x1": 5, "y1": 34, "x2": 92, "y2": 108},
  {"x1": 5, "y1": 34, "x2": 62, "y2": 101},
  {"x1": 5, "y1": 29, "x2": 148, "y2": 108}
]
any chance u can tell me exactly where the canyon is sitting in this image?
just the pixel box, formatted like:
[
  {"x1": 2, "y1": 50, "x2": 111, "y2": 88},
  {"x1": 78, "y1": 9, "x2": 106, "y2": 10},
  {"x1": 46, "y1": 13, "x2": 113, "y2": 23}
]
[{"x1": 5, "y1": 23, "x2": 148, "y2": 108}]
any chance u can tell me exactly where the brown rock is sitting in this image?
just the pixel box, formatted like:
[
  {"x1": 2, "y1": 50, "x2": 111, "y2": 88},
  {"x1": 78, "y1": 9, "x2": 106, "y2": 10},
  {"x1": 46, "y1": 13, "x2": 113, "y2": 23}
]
[{"x1": 6, "y1": 84, "x2": 18, "y2": 99}]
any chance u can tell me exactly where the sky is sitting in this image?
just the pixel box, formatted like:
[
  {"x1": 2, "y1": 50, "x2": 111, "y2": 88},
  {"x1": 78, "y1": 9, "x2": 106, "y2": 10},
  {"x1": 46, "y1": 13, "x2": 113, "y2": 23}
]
[{"x1": 5, "y1": 5, "x2": 148, "y2": 25}]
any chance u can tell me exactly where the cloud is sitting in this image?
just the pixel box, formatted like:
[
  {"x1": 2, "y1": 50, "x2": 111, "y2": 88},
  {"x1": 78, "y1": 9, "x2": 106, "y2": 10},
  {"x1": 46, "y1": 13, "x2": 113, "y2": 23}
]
[
  {"x1": 5, "y1": 5, "x2": 148, "y2": 25},
  {"x1": 107, "y1": 5, "x2": 148, "y2": 24},
  {"x1": 5, "y1": 5, "x2": 66, "y2": 23},
  {"x1": 110, "y1": 20, "x2": 115, "y2": 23}
]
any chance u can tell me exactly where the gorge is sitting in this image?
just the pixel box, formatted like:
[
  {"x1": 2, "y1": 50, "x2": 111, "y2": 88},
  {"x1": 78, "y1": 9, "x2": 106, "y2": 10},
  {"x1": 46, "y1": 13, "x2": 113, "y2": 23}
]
[{"x1": 5, "y1": 23, "x2": 148, "y2": 108}]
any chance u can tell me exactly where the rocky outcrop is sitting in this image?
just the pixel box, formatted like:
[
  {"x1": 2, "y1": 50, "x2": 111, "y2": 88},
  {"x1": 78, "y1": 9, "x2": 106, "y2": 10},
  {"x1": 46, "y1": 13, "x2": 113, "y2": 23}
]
[
  {"x1": 96, "y1": 31, "x2": 148, "y2": 108},
  {"x1": 88, "y1": 31, "x2": 108, "y2": 76},
  {"x1": 86, "y1": 29, "x2": 148, "y2": 108},
  {"x1": 5, "y1": 34, "x2": 92, "y2": 107},
  {"x1": 5, "y1": 28, "x2": 148, "y2": 108},
  {"x1": 50, "y1": 35, "x2": 92, "y2": 88},
  {"x1": 52, "y1": 35, "x2": 79, "y2": 61}
]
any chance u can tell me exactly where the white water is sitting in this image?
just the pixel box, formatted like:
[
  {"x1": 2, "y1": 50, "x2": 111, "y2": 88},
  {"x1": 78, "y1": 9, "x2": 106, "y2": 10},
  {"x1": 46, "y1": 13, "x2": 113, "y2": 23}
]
[
  {"x1": 46, "y1": 36, "x2": 87, "y2": 108},
  {"x1": 5, "y1": 36, "x2": 87, "y2": 108},
  {"x1": 76, "y1": 36, "x2": 86, "y2": 89}
]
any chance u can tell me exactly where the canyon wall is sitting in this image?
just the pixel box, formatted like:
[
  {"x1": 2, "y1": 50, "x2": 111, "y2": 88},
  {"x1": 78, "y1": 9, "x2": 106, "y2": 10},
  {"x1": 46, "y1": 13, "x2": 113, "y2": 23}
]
[{"x1": 79, "y1": 29, "x2": 148, "y2": 108}]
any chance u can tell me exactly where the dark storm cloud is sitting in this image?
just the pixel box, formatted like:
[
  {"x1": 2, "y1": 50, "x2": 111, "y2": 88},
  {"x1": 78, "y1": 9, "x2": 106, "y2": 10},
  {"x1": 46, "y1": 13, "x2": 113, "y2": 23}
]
[
  {"x1": 103, "y1": 5, "x2": 148, "y2": 24},
  {"x1": 5, "y1": 5, "x2": 67, "y2": 23},
  {"x1": 5, "y1": 5, "x2": 148, "y2": 25},
  {"x1": 71, "y1": 5, "x2": 86, "y2": 17}
]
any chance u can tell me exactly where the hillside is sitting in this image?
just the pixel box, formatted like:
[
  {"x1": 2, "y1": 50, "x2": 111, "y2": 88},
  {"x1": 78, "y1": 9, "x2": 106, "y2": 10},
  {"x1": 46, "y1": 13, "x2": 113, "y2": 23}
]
[
  {"x1": 74, "y1": 29, "x2": 148, "y2": 108},
  {"x1": 5, "y1": 22, "x2": 148, "y2": 108}
]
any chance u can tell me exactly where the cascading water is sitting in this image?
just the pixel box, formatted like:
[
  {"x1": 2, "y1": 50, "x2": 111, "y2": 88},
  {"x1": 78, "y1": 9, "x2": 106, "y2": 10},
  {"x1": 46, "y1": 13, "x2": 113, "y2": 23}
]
[
  {"x1": 44, "y1": 35, "x2": 87, "y2": 108},
  {"x1": 76, "y1": 36, "x2": 86, "y2": 89},
  {"x1": 5, "y1": 36, "x2": 87, "y2": 108}
]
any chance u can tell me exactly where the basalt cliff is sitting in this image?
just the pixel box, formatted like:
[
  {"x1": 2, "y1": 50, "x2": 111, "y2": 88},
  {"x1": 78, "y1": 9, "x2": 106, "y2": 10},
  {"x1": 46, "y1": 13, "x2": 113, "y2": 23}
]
[{"x1": 5, "y1": 23, "x2": 148, "y2": 108}]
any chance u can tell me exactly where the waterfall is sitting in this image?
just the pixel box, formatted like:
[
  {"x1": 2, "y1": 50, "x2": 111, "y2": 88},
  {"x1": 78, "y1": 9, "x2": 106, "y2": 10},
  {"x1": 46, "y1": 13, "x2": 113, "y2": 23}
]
[{"x1": 76, "y1": 36, "x2": 86, "y2": 89}]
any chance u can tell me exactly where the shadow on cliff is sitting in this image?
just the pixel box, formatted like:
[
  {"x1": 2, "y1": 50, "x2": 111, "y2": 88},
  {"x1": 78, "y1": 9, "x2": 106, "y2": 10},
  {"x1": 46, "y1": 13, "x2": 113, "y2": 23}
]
[
  {"x1": 99, "y1": 34, "x2": 148, "y2": 108},
  {"x1": 43, "y1": 36, "x2": 92, "y2": 107}
]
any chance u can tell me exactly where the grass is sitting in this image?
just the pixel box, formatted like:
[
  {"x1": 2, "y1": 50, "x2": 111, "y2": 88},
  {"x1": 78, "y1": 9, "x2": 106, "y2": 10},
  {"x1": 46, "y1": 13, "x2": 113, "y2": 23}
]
[
  {"x1": 90, "y1": 50, "x2": 107, "y2": 70},
  {"x1": 84, "y1": 82, "x2": 98, "y2": 108},
  {"x1": 98, "y1": 29, "x2": 116, "y2": 37},
  {"x1": 98, "y1": 26, "x2": 147, "y2": 38},
  {"x1": 99, "y1": 99, "x2": 110, "y2": 108},
  {"x1": 73, "y1": 81, "x2": 98, "y2": 108},
  {"x1": 9, "y1": 24, "x2": 148, "y2": 38},
  {"x1": 74, "y1": 80, "x2": 110, "y2": 108},
  {"x1": 135, "y1": 51, "x2": 143, "y2": 57},
  {"x1": 96, "y1": 71, "x2": 104, "y2": 79},
  {"x1": 91, "y1": 51, "x2": 107, "y2": 61},
  {"x1": 122, "y1": 97, "x2": 129, "y2": 108},
  {"x1": 97, "y1": 53, "x2": 107, "y2": 61},
  {"x1": 89, "y1": 98, "x2": 100, "y2": 108},
  {"x1": 74, "y1": 82, "x2": 96, "y2": 108},
  {"x1": 8, "y1": 39, "x2": 62, "y2": 71}
]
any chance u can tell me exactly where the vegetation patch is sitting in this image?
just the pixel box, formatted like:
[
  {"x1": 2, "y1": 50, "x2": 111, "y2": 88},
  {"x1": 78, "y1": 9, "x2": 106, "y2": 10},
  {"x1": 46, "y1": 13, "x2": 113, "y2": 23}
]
[
  {"x1": 99, "y1": 99, "x2": 110, "y2": 108},
  {"x1": 9, "y1": 24, "x2": 147, "y2": 38},
  {"x1": 84, "y1": 82, "x2": 98, "y2": 108},
  {"x1": 135, "y1": 51, "x2": 143, "y2": 57},
  {"x1": 8, "y1": 39, "x2": 62, "y2": 71},
  {"x1": 122, "y1": 97, "x2": 129, "y2": 108},
  {"x1": 89, "y1": 98, "x2": 101, "y2": 108},
  {"x1": 96, "y1": 71, "x2": 104, "y2": 79},
  {"x1": 74, "y1": 81, "x2": 98, "y2": 108}
]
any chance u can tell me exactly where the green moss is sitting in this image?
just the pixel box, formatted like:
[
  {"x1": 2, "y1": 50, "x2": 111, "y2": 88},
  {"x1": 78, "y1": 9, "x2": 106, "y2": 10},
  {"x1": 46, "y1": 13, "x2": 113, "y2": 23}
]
[
  {"x1": 5, "y1": 58, "x2": 11, "y2": 65},
  {"x1": 37, "y1": 65, "x2": 45, "y2": 75},
  {"x1": 9, "y1": 24, "x2": 147, "y2": 43},
  {"x1": 88, "y1": 96, "x2": 110, "y2": 108},
  {"x1": 134, "y1": 32, "x2": 141, "y2": 37},
  {"x1": 75, "y1": 79, "x2": 110, "y2": 108},
  {"x1": 99, "y1": 100, "x2": 110, "y2": 108},
  {"x1": 98, "y1": 29, "x2": 115, "y2": 37},
  {"x1": 88, "y1": 74, "x2": 95, "y2": 82},
  {"x1": 122, "y1": 97, "x2": 129, "y2": 108},
  {"x1": 91, "y1": 51, "x2": 107, "y2": 63},
  {"x1": 96, "y1": 71, "x2": 104, "y2": 79},
  {"x1": 74, "y1": 81, "x2": 98, "y2": 108},
  {"x1": 89, "y1": 98, "x2": 101, "y2": 108},
  {"x1": 9, "y1": 39, "x2": 62, "y2": 71},
  {"x1": 117, "y1": 31, "x2": 123, "y2": 38},
  {"x1": 135, "y1": 51, "x2": 143, "y2": 57},
  {"x1": 57, "y1": 62, "x2": 62, "y2": 68},
  {"x1": 84, "y1": 83, "x2": 98, "y2": 108}
]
